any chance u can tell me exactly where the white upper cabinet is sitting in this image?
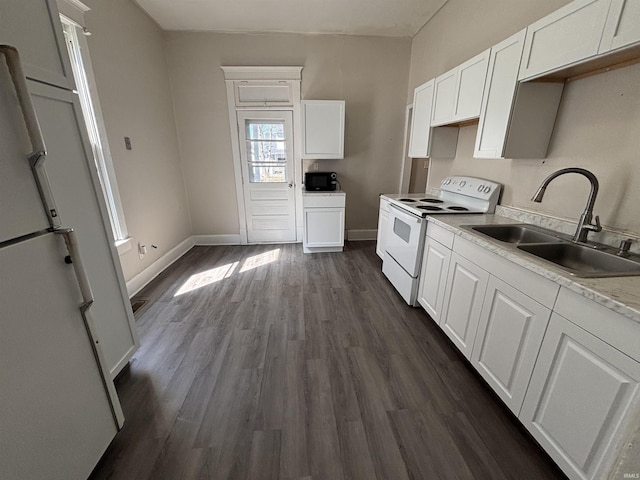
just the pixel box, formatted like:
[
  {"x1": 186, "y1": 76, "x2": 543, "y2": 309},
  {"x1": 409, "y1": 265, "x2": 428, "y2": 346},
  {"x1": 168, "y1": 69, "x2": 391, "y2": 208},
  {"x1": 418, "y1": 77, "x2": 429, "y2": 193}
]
[
  {"x1": 474, "y1": 30, "x2": 527, "y2": 158},
  {"x1": 475, "y1": 28, "x2": 565, "y2": 159},
  {"x1": 599, "y1": 0, "x2": 640, "y2": 53},
  {"x1": 452, "y1": 50, "x2": 491, "y2": 122},
  {"x1": 301, "y1": 100, "x2": 345, "y2": 159},
  {"x1": 408, "y1": 79, "x2": 435, "y2": 158},
  {"x1": 431, "y1": 69, "x2": 457, "y2": 126},
  {"x1": 0, "y1": 0, "x2": 73, "y2": 89},
  {"x1": 519, "y1": 0, "x2": 612, "y2": 81},
  {"x1": 431, "y1": 49, "x2": 490, "y2": 126}
]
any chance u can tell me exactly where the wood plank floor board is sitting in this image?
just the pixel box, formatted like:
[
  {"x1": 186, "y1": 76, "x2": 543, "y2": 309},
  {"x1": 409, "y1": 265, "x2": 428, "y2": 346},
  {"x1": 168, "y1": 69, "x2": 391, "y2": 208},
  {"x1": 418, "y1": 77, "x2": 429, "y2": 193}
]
[{"x1": 90, "y1": 241, "x2": 566, "y2": 480}]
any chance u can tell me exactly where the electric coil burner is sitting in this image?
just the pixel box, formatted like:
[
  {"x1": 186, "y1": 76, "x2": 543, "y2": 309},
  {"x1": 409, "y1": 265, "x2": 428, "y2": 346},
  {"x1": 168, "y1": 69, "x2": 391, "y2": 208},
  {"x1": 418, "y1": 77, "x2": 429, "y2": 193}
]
[{"x1": 380, "y1": 176, "x2": 502, "y2": 306}]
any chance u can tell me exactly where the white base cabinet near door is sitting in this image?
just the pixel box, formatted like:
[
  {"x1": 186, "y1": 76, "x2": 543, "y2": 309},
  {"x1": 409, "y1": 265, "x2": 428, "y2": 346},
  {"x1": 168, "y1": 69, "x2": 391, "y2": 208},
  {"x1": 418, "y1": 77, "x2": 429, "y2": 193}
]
[
  {"x1": 302, "y1": 191, "x2": 345, "y2": 253},
  {"x1": 519, "y1": 312, "x2": 640, "y2": 480}
]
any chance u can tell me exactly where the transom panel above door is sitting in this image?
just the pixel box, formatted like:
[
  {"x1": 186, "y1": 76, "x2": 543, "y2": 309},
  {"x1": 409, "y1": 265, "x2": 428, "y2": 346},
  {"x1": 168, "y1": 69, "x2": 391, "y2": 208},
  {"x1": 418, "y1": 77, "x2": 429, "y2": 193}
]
[{"x1": 237, "y1": 110, "x2": 296, "y2": 243}]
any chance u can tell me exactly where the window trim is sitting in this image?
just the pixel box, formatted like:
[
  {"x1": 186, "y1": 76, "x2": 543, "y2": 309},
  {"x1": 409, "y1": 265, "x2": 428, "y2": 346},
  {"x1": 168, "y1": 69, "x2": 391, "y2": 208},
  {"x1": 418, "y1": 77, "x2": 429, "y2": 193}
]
[{"x1": 60, "y1": 16, "x2": 129, "y2": 246}]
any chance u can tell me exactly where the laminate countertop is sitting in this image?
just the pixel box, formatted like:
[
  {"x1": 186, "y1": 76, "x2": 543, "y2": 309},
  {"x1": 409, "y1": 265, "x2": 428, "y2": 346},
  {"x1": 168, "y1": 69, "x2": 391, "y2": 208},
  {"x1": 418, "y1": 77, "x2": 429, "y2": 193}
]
[{"x1": 426, "y1": 213, "x2": 640, "y2": 324}]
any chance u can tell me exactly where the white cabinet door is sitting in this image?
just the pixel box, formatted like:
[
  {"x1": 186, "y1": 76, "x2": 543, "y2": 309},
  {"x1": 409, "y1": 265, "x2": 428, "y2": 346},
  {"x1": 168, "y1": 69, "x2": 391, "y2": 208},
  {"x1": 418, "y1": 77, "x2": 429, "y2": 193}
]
[
  {"x1": 431, "y1": 69, "x2": 457, "y2": 127},
  {"x1": 304, "y1": 208, "x2": 345, "y2": 247},
  {"x1": 519, "y1": 0, "x2": 612, "y2": 80},
  {"x1": 452, "y1": 49, "x2": 490, "y2": 122},
  {"x1": 0, "y1": 0, "x2": 73, "y2": 89},
  {"x1": 301, "y1": 100, "x2": 345, "y2": 159},
  {"x1": 29, "y1": 81, "x2": 139, "y2": 378},
  {"x1": 599, "y1": 0, "x2": 640, "y2": 53},
  {"x1": 439, "y1": 252, "x2": 489, "y2": 359},
  {"x1": 417, "y1": 236, "x2": 451, "y2": 323},
  {"x1": 474, "y1": 30, "x2": 527, "y2": 159},
  {"x1": 520, "y1": 313, "x2": 640, "y2": 480},
  {"x1": 408, "y1": 79, "x2": 435, "y2": 158},
  {"x1": 376, "y1": 199, "x2": 389, "y2": 259},
  {"x1": 471, "y1": 275, "x2": 551, "y2": 415}
]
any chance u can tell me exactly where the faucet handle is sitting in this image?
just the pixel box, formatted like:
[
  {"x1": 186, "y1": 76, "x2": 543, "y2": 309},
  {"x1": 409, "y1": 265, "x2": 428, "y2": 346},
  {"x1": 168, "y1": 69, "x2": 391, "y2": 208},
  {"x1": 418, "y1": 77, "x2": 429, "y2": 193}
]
[
  {"x1": 585, "y1": 215, "x2": 602, "y2": 233},
  {"x1": 617, "y1": 239, "x2": 634, "y2": 257}
]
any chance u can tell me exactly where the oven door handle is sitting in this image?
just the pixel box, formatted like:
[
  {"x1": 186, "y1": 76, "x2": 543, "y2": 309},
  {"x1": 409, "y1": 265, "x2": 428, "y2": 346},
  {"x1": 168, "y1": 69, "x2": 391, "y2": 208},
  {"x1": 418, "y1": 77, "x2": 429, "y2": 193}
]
[{"x1": 389, "y1": 202, "x2": 423, "y2": 223}]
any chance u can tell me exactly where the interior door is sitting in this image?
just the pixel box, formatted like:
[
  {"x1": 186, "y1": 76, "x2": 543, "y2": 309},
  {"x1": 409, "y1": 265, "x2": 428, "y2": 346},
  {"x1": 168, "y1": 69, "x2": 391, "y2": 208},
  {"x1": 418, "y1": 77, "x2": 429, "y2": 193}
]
[{"x1": 237, "y1": 110, "x2": 296, "y2": 243}]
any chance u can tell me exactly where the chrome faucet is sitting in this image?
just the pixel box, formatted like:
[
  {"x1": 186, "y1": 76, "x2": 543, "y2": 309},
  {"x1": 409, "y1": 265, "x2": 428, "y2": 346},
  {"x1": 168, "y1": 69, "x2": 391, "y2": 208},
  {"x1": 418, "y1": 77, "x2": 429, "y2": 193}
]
[{"x1": 531, "y1": 167, "x2": 602, "y2": 243}]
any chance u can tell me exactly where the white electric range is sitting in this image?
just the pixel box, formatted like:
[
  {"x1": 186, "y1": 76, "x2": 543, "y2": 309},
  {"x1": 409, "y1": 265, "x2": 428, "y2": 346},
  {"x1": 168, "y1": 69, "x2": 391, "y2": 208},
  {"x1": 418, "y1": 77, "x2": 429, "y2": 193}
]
[{"x1": 381, "y1": 176, "x2": 502, "y2": 306}]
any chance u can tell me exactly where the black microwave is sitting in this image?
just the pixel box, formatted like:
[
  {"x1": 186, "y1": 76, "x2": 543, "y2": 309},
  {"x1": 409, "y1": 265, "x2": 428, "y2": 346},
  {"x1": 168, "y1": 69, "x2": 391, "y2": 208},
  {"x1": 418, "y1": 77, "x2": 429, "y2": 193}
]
[{"x1": 305, "y1": 171, "x2": 338, "y2": 191}]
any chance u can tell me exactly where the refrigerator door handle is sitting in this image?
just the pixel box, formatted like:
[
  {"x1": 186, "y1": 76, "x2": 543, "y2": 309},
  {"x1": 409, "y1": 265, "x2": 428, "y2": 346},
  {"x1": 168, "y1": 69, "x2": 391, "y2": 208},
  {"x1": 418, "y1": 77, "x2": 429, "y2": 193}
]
[
  {"x1": 54, "y1": 228, "x2": 125, "y2": 428},
  {"x1": 55, "y1": 228, "x2": 94, "y2": 310},
  {"x1": 0, "y1": 45, "x2": 61, "y2": 229}
]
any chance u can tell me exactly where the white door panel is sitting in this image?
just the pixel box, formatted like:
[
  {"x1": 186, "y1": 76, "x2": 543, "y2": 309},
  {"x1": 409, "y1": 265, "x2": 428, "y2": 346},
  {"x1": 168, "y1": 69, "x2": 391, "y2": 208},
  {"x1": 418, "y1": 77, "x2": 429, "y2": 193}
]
[{"x1": 238, "y1": 110, "x2": 296, "y2": 243}]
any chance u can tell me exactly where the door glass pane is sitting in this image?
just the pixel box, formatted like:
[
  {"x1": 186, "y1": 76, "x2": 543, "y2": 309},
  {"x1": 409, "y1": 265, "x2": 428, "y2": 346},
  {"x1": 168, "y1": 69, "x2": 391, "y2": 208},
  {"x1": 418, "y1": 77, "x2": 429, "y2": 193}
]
[{"x1": 245, "y1": 120, "x2": 287, "y2": 183}]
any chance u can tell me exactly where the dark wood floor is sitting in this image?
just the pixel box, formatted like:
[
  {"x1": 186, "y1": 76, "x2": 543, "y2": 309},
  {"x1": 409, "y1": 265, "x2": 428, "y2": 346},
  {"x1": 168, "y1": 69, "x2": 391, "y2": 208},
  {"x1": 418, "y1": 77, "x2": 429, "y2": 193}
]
[{"x1": 90, "y1": 242, "x2": 566, "y2": 480}]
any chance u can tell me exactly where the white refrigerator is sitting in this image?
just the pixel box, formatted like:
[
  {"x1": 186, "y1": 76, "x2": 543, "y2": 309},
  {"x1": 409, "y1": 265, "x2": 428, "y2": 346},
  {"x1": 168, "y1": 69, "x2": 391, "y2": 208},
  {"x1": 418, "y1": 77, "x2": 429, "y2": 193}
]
[{"x1": 0, "y1": 40, "x2": 123, "y2": 480}]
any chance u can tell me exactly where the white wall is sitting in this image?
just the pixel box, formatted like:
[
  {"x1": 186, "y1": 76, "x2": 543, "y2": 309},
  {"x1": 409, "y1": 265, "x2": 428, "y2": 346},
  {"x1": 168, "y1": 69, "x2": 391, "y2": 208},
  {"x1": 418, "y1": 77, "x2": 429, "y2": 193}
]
[
  {"x1": 83, "y1": 0, "x2": 191, "y2": 281},
  {"x1": 164, "y1": 32, "x2": 411, "y2": 234},
  {"x1": 408, "y1": 0, "x2": 640, "y2": 235}
]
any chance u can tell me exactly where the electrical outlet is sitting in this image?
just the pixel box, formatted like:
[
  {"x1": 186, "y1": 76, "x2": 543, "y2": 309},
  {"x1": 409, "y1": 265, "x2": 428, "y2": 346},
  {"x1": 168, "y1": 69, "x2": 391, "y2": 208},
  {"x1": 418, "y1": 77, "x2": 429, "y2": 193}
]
[
  {"x1": 424, "y1": 160, "x2": 429, "y2": 169},
  {"x1": 138, "y1": 242, "x2": 147, "y2": 258},
  {"x1": 124, "y1": 137, "x2": 132, "y2": 150}
]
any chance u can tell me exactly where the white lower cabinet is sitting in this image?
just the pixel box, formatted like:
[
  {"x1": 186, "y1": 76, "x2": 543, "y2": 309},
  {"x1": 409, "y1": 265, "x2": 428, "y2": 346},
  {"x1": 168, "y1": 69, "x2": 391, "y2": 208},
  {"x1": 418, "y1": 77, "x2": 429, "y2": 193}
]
[
  {"x1": 376, "y1": 197, "x2": 389, "y2": 259},
  {"x1": 417, "y1": 236, "x2": 452, "y2": 322},
  {"x1": 302, "y1": 191, "x2": 345, "y2": 253},
  {"x1": 471, "y1": 275, "x2": 551, "y2": 415},
  {"x1": 439, "y1": 252, "x2": 489, "y2": 359},
  {"x1": 520, "y1": 312, "x2": 640, "y2": 480}
]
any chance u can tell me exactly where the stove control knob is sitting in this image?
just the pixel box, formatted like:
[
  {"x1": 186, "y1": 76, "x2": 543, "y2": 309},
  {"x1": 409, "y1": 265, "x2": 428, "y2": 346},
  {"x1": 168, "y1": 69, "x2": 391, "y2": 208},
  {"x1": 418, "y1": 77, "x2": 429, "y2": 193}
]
[
  {"x1": 459, "y1": 181, "x2": 466, "y2": 187},
  {"x1": 477, "y1": 184, "x2": 484, "y2": 192},
  {"x1": 442, "y1": 178, "x2": 451, "y2": 185},
  {"x1": 483, "y1": 186, "x2": 491, "y2": 193}
]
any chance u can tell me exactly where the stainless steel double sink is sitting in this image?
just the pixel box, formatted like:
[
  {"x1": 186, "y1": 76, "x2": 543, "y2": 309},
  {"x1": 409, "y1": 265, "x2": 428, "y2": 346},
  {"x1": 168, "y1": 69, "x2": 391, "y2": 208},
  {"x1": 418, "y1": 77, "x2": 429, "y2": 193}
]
[{"x1": 461, "y1": 224, "x2": 640, "y2": 278}]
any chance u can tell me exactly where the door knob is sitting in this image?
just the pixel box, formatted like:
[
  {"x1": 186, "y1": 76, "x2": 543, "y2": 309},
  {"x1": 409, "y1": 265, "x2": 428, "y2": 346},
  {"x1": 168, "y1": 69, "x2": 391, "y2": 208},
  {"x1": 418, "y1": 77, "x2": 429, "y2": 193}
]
[{"x1": 288, "y1": 182, "x2": 293, "y2": 188}]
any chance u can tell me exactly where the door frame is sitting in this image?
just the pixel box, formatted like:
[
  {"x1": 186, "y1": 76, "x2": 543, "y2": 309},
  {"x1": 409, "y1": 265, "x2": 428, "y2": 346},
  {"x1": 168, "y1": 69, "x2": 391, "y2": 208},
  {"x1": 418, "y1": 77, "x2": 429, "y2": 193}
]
[{"x1": 222, "y1": 66, "x2": 303, "y2": 245}]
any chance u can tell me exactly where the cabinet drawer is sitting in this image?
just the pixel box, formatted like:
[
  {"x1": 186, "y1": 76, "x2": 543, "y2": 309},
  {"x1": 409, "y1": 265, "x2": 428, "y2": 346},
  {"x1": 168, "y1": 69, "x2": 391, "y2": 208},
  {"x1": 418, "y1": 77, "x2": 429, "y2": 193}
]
[
  {"x1": 454, "y1": 236, "x2": 559, "y2": 306},
  {"x1": 554, "y1": 287, "x2": 640, "y2": 361},
  {"x1": 302, "y1": 194, "x2": 345, "y2": 208},
  {"x1": 426, "y1": 221, "x2": 455, "y2": 249}
]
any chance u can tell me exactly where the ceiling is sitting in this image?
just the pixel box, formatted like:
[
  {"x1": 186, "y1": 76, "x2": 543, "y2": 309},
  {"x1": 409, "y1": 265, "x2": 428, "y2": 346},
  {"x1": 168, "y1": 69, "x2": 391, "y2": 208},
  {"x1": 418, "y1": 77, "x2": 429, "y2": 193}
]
[{"x1": 134, "y1": 0, "x2": 450, "y2": 37}]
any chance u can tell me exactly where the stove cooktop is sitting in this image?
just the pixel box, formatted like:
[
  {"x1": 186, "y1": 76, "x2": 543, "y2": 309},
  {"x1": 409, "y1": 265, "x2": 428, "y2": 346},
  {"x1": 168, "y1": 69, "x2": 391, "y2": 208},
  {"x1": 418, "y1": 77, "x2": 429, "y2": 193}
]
[{"x1": 382, "y1": 176, "x2": 502, "y2": 218}]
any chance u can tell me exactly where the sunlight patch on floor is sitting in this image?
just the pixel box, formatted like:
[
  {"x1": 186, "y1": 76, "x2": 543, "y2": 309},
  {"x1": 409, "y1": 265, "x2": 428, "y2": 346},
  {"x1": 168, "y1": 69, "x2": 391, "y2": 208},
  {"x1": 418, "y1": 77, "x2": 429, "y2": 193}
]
[
  {"x1": 174, "y1": 261, "x2": 239, "y2": 296},
  {"x1": 239, "y1": 248, "x2": 280, "y2": 273}
]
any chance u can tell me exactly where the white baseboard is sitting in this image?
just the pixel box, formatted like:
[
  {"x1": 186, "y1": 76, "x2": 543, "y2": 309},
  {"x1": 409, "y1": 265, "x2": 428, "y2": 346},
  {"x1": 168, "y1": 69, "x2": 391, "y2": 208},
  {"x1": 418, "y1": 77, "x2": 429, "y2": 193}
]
[
  {"x1": 126, "y1": 237, "x2": 195, "y2": 297},
  {"x1": 347, "y1": 229, "x2": 377, "y2": 241},
  {"x1": 192, "y1": 234, "x2": 242, "y2": 245}
]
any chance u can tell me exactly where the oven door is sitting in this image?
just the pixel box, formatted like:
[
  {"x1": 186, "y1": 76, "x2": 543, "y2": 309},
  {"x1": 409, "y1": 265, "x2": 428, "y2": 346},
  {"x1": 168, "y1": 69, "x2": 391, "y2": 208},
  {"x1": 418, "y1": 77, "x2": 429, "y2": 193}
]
[{"x1": 384, "y1": 203, "x2": 426, "y2": 277}]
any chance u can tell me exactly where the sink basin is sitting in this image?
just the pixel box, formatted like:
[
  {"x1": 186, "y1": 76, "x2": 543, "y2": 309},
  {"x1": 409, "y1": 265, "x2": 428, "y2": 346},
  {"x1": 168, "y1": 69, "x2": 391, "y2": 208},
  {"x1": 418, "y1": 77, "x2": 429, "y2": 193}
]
[
  {"x1": 517, "y1": 243, "x2": 640, "y2": 277},
  {"x1": 468, "y1": 224, "x2": 562, "y2": 244}
]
